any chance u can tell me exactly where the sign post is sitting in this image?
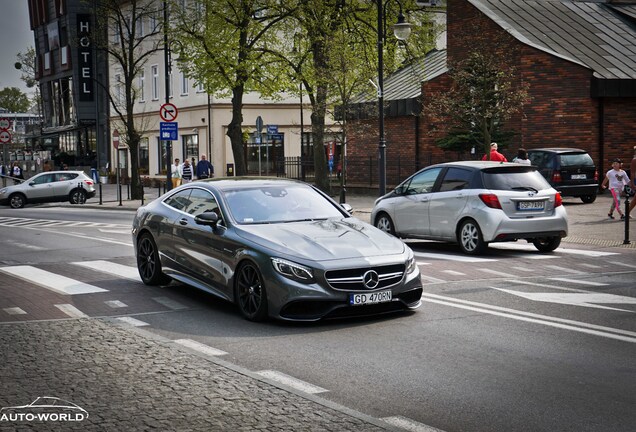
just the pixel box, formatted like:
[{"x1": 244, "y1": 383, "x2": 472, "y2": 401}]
[
  {"x1": 0, "y1": 119, "x2": 12, "y2": 187},
  {"x1": 160, "y1": 103, "x2": 178, "y2": 190},
  {"x1": 256, "y1": 116, "x2": 264, "y2": 176},
  {"x1": 113, "y1": 130, "x2": 122, "y2": 206}
]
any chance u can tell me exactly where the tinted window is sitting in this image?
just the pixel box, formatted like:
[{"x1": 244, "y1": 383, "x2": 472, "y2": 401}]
[
  {"x1": 482, "y1": 169, "x2": 551, "y2": 191},
  {"x1": 185, "y1": 188, "x2": 221, "y2": 218},
  {"x1": 55, "y1": 173, "x2": 78, "y2": 182},
  {"x1": 164, "y1": 189, "x2": 192, "y2": 211},
  {"x1": 439, "y1": 168, "x2": 472, "y2": 192},
  {"x1": 403, "y1": 168, "x2": 442, "y2": 195},
  {"x1": 528, "y1": 152, "x2": 554, "y2": 169},
  {"x1": 31, "y1": 174, "x2": 56, "y2": 184},
  {"x1": 560, "y1": 153, "x2": 594, "y2": 167}
]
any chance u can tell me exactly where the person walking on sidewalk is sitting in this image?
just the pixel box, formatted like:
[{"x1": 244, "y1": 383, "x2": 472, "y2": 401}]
[
  {"x1": 171, "y1": 158, "x2": 182, "y2": 189},
  {"x1": 196, "y1": 154, "x2": 214, "y2": 179},
  {"x1": 482, "y1": 142, "x2": 508, "y2": 162},
  {"x1": 181, "y1": 159, "x2": 193, "y2": 183},
  {"x1": 601, "y1": 158, "x2": 630, "y2": 220},
  {"x1": 629, "y1": 147, "x2": 636, "y2": 217}
]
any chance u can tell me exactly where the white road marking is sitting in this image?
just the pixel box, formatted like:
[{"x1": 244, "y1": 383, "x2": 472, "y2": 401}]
[
  {"x1": 495, "y1": 289, "x2": 636, "y2": 312},
  {"x1": 4, "y1": 240, "x2": 46, "y2": 251},
  {"x1": 413, "y1": 252, "x2": 496, "y2": 263},
  {"x1": 548, "y1": 277, "x2": 608, "y2": 287},
  {"x1": 104, "y1": 300, "x2": 128, "y2": 308},
  {"x1": 479, "y1": 268, "x2": 518, "y2": 278},
  {"x1": 442, "y1": 270, "x2": 466, "y2": 276},
  {"x1": 579, "y1": 263, "x2": 603, "y2": 269},
  {"x1": 3, "y1": 307, "x2": 27, "y2": 315},
  {"x1": 607, "y1": 261, "x2": 636, "y2": 270},
  {"x1": 490, "y1": 243, "x2": 618, "y2": 257},
  {"x1": 116, "y1": 317, "x2": 149, "y2": 327},
  {"x1": 175, "y1": 339, "x2": 228, "y2": 356},
  {"x1": 152, "y1": 297, "x2": 187, "y2": 310},
  {"x1": 420, "y1": 275, "x2": 446, "y2": 284},
  {"x1": 512, "y1": 266, "x2": 534, "y2": 272},
  {"x1": 98, "y1": 228, "x2": 131, "y2": 234},
  {"x1": 421, "y1": 293, "x2": 636, "y2": 343},
  {"x1": 382, "y1": 416, "x2": 446, "y2": 432},
  {"x1": 543, "y1": 265, "x2": 585, "y2": 275},
  {"x1": 0, "y1": 266, "x2": 108, "y2": 295},
  {"x1": 55, "y1": 304, "x2": 88, "y2": 318},
  {"x1": 509, "y1": 280, "x2": 590, "y2": 293},
  {"x1": 255, "y1": 370, "x2": 328, "y2": 394},
  {"x1": 73, "y1": 260, "x2": 141, "y2": 281}
]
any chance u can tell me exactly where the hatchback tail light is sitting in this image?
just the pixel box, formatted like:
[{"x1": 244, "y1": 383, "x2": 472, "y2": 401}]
[
  {"x1": 555, "y1": 193, "x2": 563, "y2": 208},
  {"x1": 85, "y1": 180, "x2": 94, "y2": 186},
  {"x1": 593, "y1": 170, "x2": 598, "y2": 181},
  {"x1": 479, "y1": 193, "x2": 502, "y2": 209},
  {"x1": 551, "y1": 171, "x2": 562, "y2": 183}
]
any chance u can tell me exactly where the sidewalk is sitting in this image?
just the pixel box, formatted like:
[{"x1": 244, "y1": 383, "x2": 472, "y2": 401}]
[{"x1": 85, "y1": 183, "x2": 636, "y2": 248}]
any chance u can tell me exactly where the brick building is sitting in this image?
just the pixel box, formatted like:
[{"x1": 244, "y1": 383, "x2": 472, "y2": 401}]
[{"x1": 347, "y1": 0, "x2": 636, "y2": 190}]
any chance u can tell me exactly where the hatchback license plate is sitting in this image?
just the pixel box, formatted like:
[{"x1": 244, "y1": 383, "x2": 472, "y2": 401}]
[
  {"x1": 350, "y1": 290, "x2": 392, "y2": 306},
  {"x1": 518, "y1": 201, "x2": 544, "y2": 211},
  {"x1": 571, "y1": 174, "x2": 587, "y2": 179}
]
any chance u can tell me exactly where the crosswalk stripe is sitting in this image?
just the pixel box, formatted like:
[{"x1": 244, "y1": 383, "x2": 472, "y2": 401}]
[
  {"x1": 0, "y1": 266, "x2": 108, "y2": 295},
  {"x1": 175, "y1": 339, "x2": 228, "y2": 356},
  {"x1": 55, "y1": 304, "x2": 88, "y2": 318},
  {"x1": 479, "y1": 268, "x2": 518, "y2": 278},
  {"x1": 414, "y1": 251, "x2": 496, "y2": 263},
  {"x1": 543, "y1": 265, "x2": 585, "y2": 275},
  {"x1": 3, "y1": 307, "x2": 27, "y2": 315},
  {"x1": 72, "y1": 261, "x2": 141, "y2": 282},
  {"x1": 256, "y1": 370, "x2": 328, "y2": 394},
  {"x1": 116, "y1": 317, "x2": 149, "y2": 327},
  {"x1": 382, "y1": 416, "x2": 446, "y2": 432},
  {"x1": 442, "y1": 270, "x2": 465, "y2": 276},
  {"x1": 549, "y1": 277, "x2": 608, "y2": 287},
  {"x1": 105, "y1": 300, "x2": 128, "y2": 308}
]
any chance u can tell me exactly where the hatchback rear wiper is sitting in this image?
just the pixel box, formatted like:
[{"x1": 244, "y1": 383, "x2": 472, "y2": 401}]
[{"x1": 511, "y1": 186, "x2": 539, "y2": 193}]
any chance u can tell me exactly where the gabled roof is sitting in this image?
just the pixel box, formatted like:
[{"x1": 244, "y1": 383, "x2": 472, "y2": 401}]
[
  {"x1": 351, "y1": 49, "x2": 447, "y2": 104},
  {"x1": 469, "y1": 0, "x2": 636, "y2": 80}
]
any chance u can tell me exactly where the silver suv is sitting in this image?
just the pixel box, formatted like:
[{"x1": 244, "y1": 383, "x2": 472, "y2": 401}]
[{"x1": 0, "y1": 171, "x2": 96, "y2": 208}]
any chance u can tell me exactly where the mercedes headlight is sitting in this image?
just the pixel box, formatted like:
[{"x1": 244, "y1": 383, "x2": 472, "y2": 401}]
[
  {"x1": 406, "y1": 251, "x2": 417, "y2": 274},
  {"x1": 271, "y1": 258, "x2": 314, "y2": 283}
]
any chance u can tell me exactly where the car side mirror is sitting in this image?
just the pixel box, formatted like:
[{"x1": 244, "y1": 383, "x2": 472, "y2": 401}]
[
  {"x1": 340, "y1": 203, "x2": 353, "y2": 214},
  {"x1": 29, "y1": 182, "x2": 36, "y2": 187},
  {"x1": 194, "y1": 211, "x2": 219, "y2": 228}
]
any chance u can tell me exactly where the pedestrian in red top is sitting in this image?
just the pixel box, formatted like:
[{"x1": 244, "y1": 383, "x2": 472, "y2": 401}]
[{"x1": 482, "y1": 142, "x2": 508, "y2": 162}]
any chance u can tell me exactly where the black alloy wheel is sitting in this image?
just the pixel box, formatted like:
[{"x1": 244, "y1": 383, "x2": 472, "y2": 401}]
[
  {"x1": 69, "y1": 189, "x2": 87, "y2": 204},
  {"x1": 137, "y1": 233, "x2": 170, "y2": 285},
  {"x1": 9, "y1": 194, "x2": 26, "y2": 209},
  {"x1": 235, "y1": 262, "x2": 268, "y2": 322}
]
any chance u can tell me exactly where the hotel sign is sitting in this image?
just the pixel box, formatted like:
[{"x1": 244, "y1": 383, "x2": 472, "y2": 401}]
[{"x1": 77, "y1": 14, "x2": 94, "y2": 102}]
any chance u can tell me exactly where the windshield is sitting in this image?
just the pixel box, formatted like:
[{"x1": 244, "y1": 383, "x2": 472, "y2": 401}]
[{"x1": 222, "y1": 184, "x2": 345, "y2": 224}]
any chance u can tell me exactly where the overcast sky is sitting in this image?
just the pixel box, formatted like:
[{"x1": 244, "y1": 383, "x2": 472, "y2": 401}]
[{"x1": 0, "y1": 1, "x2": 35, "y2": 94}]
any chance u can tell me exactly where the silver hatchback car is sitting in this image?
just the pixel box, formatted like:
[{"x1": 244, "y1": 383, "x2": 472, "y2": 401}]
[
  {"x1": 0, "y1": 170, "x2": 96, "y2": 208},
  {"x1": 371, "y1": 161, "x2": 568, "y2": 254}
]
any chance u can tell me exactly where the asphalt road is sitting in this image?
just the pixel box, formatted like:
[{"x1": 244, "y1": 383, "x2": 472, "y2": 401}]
[{"x1": 0, "y1": 205, "x2": 634, "y2": 432}]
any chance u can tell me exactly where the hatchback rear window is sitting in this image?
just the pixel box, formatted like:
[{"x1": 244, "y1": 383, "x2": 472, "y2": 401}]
[
  {"x1": 482, "y1": 169, "x2": 551, "y2": 191},
  {"x1": 559, "y1": 153, "x2": 594, "y2": 167}
]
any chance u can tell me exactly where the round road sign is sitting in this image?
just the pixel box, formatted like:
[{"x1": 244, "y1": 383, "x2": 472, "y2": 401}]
[
  {"x1": 0, "y1": 118, "x2": 11, "y2": 130},
  {"x1": 0, "y1": 130, "x2": 11, "y2": 143},
  {"x1": 160, "y1": 103, "x2": 178, "y2": 122},
  {"x1": 112, "y1": 129, "x2": 120, "y2": 149}
]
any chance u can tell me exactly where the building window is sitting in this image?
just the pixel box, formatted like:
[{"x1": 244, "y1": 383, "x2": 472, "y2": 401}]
[
  {"x1": 196, "y1": 81, "x2": 205, "y2": 93},
  {"x1": 139, "y1": 137, "x2": 149, "y2": 174},
  {"x1": 151, "y1": 65, "x2": 158, "y2": 100},
  {"x1": 157, "y1": 138, "x2": 168, "y2": 174},
  {"x1": 138, "y1": 69, "x2": 145, "y2": 102},
  {"x1": 136, "y1": 15, "x2": 145, "y2": 38},
  {"x1": 180, "y1": 73, "x2": 189, "y2": 96},
  {"x1": 114, "y1": 70, "x2": 123, "y2": 105},
  {"x1": 182, "y1": 134, "x2": 199, "y2": 162}
]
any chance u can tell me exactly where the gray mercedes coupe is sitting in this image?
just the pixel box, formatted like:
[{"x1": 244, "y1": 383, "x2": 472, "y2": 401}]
[{"x1": 132, "y1": 178, "x2": 423, "y2": 322}]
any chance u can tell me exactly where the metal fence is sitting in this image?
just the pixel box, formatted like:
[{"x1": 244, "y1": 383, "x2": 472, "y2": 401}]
[{"x1": 274, "y1": 151, "x2": 478, "y2": 188}]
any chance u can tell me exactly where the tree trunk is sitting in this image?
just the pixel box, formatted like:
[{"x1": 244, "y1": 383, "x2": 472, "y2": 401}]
[{"x1": 228, "y1": 85, "x2": 247, "y2": 176}]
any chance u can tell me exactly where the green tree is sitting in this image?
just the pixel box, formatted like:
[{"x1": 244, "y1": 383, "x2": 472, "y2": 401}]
[
  {"x1": 427, "y1": 18, "x2": 530, "y2": 159},
  {"x1": 93, "y1": 0, "x2": 164, "y2": 199},
  {"x1": 0, "y1": 87, "x2": 31, "y2": 113},
  {"x1": 15, "y1": 47, "x2": 41, "y2": 115},
  {"x1": 171, "y1": 0, "x2": 295, "y2": 177}
]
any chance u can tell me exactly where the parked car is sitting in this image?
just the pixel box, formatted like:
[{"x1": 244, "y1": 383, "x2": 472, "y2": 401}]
[
  {"x1": 0, "y1": 171, "x2": 96, "y2": 208},
  {"x1": 132, "y1": 178, "x2": 423, "y2": 322},
  {"x1": 371, "y1": 161, "x2": 568, "y2": 255},
  {"x1": 526, "y1": 148, "x2": 598, "y2": 203}
]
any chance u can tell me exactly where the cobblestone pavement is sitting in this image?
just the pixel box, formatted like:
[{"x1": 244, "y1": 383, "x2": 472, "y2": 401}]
[{"x1": 0, "y1": 319, "x2": 393, "y2": 432}]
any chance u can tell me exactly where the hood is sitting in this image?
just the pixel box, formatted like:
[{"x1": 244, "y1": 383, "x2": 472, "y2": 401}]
[{"x1": 236, "y1": 218, "x2": 405, "y2": 261}]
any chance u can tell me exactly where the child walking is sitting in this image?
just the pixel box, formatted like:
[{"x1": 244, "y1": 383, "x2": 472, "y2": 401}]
[{"x1": 601, "y1": 158, "x2": 630, "y2": 220}]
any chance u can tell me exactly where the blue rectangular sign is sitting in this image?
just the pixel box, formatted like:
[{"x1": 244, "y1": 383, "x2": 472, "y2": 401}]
[{"x1": 160, "y1": 122, "x2": 178, "y2": 140}]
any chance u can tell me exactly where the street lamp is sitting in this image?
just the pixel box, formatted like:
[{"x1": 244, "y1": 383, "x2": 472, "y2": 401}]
[{"x1": 377, "y1": 1, "x2": 412, "y2": 196}]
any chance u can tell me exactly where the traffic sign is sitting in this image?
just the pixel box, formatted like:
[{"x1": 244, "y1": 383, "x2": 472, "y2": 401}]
[
  {"x1": 112, "y1": 129, "x2": 120, "y2": 149},
  {"x1": 160, "y1": 103, "x2": 178, "y2": 122},
  {"x1": 0, "y1": 130, "x2": 11, "y2": 143},
  {"x1": 256, "y1": 116, "x2": 263, "y2": 133},
  {"x1": 0, "y1": 118, "x2": 11, "y2": 130},
  {"x1": 267, "y1": 124, "x2": 278, "y2": 135},
  {"x1": 160, "y1": 122, "x2": 178, "y2": 140}
]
